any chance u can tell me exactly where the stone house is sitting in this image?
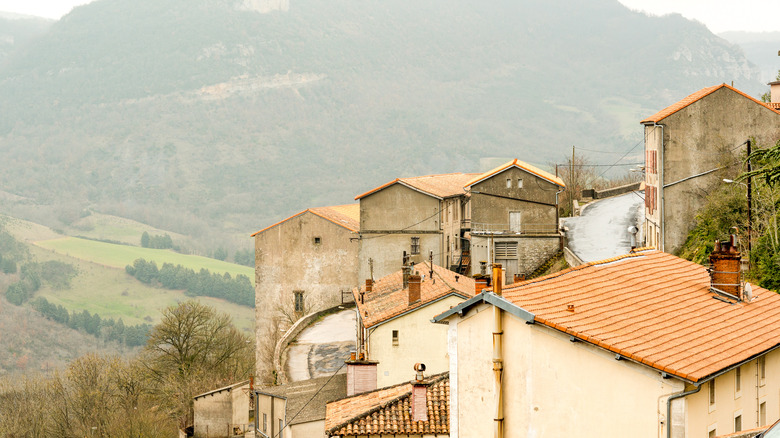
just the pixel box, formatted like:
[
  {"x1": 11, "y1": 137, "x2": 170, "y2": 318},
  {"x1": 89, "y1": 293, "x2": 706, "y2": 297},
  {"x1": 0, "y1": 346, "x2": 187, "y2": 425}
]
[
  {"x1": 325, "y1": 372, "x2": 450, "y2": 438},
  {"x1": 252, "y1": 204, "x2": 359, "y2": 380},
  {"x1": 641, "y1": 83, "x2": 780, "y2": 253},
  {"x1": 355, "y1": 159, "x2": 564, "y2": 284},
  {"x1": 353, "y1": 262, "x2": 475, "y2": 387},
  {"x1": 193, "y1": 381, "x2": 253, "y2": 438},
  {"x1": 434, "y1": 246, "x2": 780, "y2": 437}
]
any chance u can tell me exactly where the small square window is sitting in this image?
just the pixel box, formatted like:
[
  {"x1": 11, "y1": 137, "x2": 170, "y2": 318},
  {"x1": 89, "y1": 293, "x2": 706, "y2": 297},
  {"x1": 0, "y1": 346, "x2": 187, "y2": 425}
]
[
  {"x1": 392, "y1": 330, "x2": 399, "y2": 346},
  {"x1": 735, "y1": 414, "x2": 742, "y2": 432},
  {"x1": 759, "y1": 356, "x2": 766, "y2": 383},
  {"x1": 294, "y1": 291, "x2": 305, "y2": 313},
  {"x1": 263, "y1": 413, "x2": 267, "y2": 432},
  {"x1": 279, "y1": 419, "x2": 284, "y2": 434},
  {"x1": 736, "y1": 366, "x2": 741, "y2": 393},
  {"x1": 760, "y1": 402, "x2": 766, "y2": 426},
  {"x1": 709, "y1": 379, "x2": 715, "y2": 406},
  {"x1": 313, "y1": 237, "x2": 321, "y2": 245},
  {"x1": 411, "y1": 237, "x2": 420, "y2": 255},
  {"x1": 517, "y1": 178, "x2": 523, "y2": 188},
  {"x1": 709, "y1": 429, "x2": 716, "y2": 438},
  {"x1": 506, "y1": 178, "x2": 511, "y2": 188}
]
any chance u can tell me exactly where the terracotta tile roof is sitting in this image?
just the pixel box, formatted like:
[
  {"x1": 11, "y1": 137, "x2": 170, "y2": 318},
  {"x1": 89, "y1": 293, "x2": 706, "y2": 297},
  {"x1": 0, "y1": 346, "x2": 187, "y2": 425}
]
[
  {"x1": 768, "y1": 102, "x2": 780, "y2": 110},
  {"x1": 258, "y1": 374, "x2": 347, "y2": 425},
  {"x1": 465, "y1": 158, "x2": 565, "y2": 188},
  {"x1": 354, "y1": 173, "x2": 479, "y2": 200},
  {"x1": 355, "y1": 262, "x2": 475, "y2": 329},
  {"x1": 325, "y1": 373, "x2": 449, "y2": 436},
  {"x1": 497, "y1": 250, "x2": 780, "y2": 383},
  {"x1": 251, "y1": 204, "x2": 359, "y2": 236},
  {"x1": 640, "y1": 83, "x2": 780, "y2": 124}
]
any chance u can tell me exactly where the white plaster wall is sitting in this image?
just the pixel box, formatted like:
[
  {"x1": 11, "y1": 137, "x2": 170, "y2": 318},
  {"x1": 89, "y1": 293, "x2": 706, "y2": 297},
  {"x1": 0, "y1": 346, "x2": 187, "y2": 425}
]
[
  {"x1": 369, "y1": 295, "x2": 465, "y2": 387},
  {"x1": 452, "y1": 305, "x2": 685, "y2": 438}
]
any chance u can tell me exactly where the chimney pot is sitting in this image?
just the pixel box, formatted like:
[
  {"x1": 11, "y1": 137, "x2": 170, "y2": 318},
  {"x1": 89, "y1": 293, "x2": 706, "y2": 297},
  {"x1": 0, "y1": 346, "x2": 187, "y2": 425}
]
[{"x1": 492, "y1": 264, "x2": 503, "y2": 296}]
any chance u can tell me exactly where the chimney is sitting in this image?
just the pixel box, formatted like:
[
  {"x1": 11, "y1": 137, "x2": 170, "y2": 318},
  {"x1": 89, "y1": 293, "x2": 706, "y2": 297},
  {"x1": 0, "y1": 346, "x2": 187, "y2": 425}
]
[
  {"x1": 411, "y1": 363, "x2": 428, "y2": 422},
  {"x1": 709, "y1": 235, "x2": 742, "y2": 299},
  {"x1": 492, "y1": 264, "x2": 503, "y2": 296},
  {"x1": 475, "y1": 278, "x2": 488, "y2": 294},
  {"x1": 408, "y1": 274, "x2": 422, "y2": 304},
  {"x1": 365, "y1": 279, "x2": 373, "y2": 292},
  {"x1": 770, "y1": 80, "x2": 780, "y2": 103},
  {"x1": 402, "y1": 262, "x2": 411, "y2": 290},
  {"x1": 346, "y1": 353, "x2": 378, "y2": 396}
]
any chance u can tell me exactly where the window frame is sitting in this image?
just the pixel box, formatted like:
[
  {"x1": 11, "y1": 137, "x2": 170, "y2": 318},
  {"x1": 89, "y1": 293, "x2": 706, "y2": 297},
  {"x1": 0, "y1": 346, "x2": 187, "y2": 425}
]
[
  {"x1": 294, "y1": 290, "x2": 305, "y2": 313},
  {"x1": 411, "y1": 237, "x2": 420, "y2": 255},
  {"x1": 392, "y1": 329, "x2": 399, "y2": 346}
]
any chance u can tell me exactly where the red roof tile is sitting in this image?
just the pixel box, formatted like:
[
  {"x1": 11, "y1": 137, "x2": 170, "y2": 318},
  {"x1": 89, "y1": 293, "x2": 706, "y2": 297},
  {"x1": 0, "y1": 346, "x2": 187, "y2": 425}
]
[
  {"x1": 464, "y1": 158, "x2": 565, "y2": 188},
  {"x1": 325, "y1": 373, "x2": 449, "y2": 436},
  {"x1": 251, "y1": 204, "x2": 359, "y2": 236},
  {"x1": 355, "y1": 262, "x2": 475, "y2": 328},
  {"x1": 498, "y1": 250, "x2": 780, "y2": 382},
  {"x1": 354, "y1": 173, "x2": 479, "y2": 200},
  {"x1": 641, "y1": 83, "x2": 780, "y2": 124}
]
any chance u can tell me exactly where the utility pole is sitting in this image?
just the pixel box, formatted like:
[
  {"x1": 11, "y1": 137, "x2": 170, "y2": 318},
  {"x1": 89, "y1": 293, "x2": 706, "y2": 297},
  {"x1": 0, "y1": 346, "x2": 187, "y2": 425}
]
[{"x1": 571, "y1": 145, "x2": 575, "y2": 216}]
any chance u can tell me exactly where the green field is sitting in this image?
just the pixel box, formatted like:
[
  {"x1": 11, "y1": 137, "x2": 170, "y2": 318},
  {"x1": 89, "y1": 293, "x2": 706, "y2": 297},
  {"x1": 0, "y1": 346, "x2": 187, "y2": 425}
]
[{"x1": 35, "y1": 237, "x2": 254, "y2": 280}]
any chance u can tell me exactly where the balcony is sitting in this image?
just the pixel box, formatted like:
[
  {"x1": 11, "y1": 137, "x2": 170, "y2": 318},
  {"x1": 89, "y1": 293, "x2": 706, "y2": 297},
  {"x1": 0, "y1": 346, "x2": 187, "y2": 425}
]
[{"x1": 469, "y1": 222, "x2": 558, "y2": 235}]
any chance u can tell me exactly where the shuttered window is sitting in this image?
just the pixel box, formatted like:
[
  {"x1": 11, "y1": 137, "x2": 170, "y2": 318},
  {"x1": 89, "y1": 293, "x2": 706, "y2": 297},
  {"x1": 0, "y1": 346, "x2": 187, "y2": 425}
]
[{"x1": 494, "y1": 242, "x2": 518, "y2": 259}]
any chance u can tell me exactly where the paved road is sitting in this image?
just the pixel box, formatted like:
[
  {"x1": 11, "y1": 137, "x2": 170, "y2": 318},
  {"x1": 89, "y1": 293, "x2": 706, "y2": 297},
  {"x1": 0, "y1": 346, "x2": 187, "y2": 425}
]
[
  {"x1": 563, "y1": 192, "x2": 645, "y2": 263},
  {"x1": 283, "y1": 309, "x2": 356, "y2": 382}
]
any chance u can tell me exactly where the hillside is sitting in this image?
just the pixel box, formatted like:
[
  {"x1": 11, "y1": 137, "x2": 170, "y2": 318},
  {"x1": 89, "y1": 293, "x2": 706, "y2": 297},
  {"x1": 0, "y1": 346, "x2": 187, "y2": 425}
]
[
  {"x1": 0, "y1": 0, "x2": 765, "y2": 248},
  {"x1": 719, "y1": 31, "x2": 780, "y2": 83}
]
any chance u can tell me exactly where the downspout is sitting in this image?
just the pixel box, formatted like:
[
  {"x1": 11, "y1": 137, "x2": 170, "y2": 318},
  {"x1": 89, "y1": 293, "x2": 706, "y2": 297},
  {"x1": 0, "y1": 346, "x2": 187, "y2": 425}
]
[
  {"x1": 666, "y1": 384, "x2": 701, "y2": 438},
  {"x1": 492, "y1": 264, "x2": 504, "y2": 438}
]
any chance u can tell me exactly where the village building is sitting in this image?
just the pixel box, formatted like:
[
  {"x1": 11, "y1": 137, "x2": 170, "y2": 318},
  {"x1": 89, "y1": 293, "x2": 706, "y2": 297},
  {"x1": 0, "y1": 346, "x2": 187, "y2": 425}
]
[
  {"x1": 254, "y1": 374, "x2": 347, "y2": 438},
  {"x1": 641, "y1": 83, "x2": 780, "y2": 253},
  {"x1": 434, "y1": 244, "x2": 780, "y2": 437},
  {"x1": 353, "y1": 261, "x2": 475, "y2": 387},
  {"x1": 252, "y1": 204, "x2": 359, "y2": 380},
  {"x1": 325, "y1": 371, "x2": 450, "y2": 438},
  {"x1": 355, "y1": 159, "x2": 564, "y2": 284},
  {"x1": 193, "y1": 380, "x2": 253, "y2": 438}
]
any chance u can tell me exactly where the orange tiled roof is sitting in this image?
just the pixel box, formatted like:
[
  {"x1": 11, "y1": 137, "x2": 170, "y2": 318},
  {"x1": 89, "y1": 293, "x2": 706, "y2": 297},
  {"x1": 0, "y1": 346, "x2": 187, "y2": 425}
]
[
  {"x1": 497, "y1": 250, "x2": 780, "y2": 383},
  {"x1": 325, "y1": 373, "x2": 449, "y2": 437},
  {"x1": 464, "y1": 158, "x2": 565, "y2": 188},
  {"x1": 641, "y1": 83, "x2": 780, "y2": 124},
  {"x1": 354, "y1": 173, "x2": 479, "y2": 200},
  {"x1": 251, "y1": 204, "x2": 359, "y2": 236},
  {"x1": 768, "y1": 102, "x2": 780, "y2": 110},
  {"x1": 355, "y1": 262, "x2": 475, "y2": 329}
]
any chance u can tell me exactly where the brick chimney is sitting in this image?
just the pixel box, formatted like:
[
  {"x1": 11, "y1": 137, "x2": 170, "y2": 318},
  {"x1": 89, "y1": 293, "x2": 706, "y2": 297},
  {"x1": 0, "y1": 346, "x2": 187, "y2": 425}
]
[
  {"x1": 411, "y1": 363, "x2": 428, "y2": 422},
  {"x1": 709, "y1": 235, "x2": 742, "y2": 299},
  {"x1": 475, "y1": 278, "x2": 488, "y2": 294},
  {"x1": 346, "y1": 352, "x2": 378, "y2": 396},
  {"x1": 365, "y1": 279, "x2": 373, "y2": 292},
  {"x1": 408, "y1": 274, "x2": 421, "y2": 305}
]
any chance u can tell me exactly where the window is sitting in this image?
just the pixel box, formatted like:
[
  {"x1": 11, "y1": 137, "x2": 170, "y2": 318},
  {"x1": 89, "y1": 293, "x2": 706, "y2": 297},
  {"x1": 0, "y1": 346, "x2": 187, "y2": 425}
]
[
  {"x1": 313, "y1": 236, "x2": 321, "y2": 245},
  {"x1": 279, "y1": 419, "x2": 284, "y2": 434},
  {"x1": 517, "y1": 178, "x2": 523, "y2": 188},
  {"x1": 708, "y1": 429, "x2": 716, "y2": 438},
  {"x1": 709, "y1": 379, "x2": 715, "y2": 406},
  {"x1": 735, "y1": 366, "x2": 741, "y2": 394},
  {"x1": 506, "y1": 178, "x2": 511, "y2": 188},
  {"x1": 760, "y1": 402, "x2": 767, "y2": 426},
  {"x1": 294, "y1": 291, "x2": 304, "y2": 313},
  {"x1": 392, "y1": 330, "x2": 399, "y2": 346},
  {"x1": 411, "y1": 237, "x2": 420, "y2": 255},
  {"x1": 734, "y1": 415, "x2": 742, "y2": 432},
  {"x1": 509, "y1": 212, "x2": 522, "y2": 233},
  {"x1": 759, "y1": 356, "x2": 766, "y2": 384},
  {"x1": 263, "y1": 413, "x2": 267, "y2": 432}
]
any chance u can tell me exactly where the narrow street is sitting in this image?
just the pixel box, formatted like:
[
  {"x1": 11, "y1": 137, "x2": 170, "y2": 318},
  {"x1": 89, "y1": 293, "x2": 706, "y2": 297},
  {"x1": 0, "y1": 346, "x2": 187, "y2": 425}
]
[{"x1": 563, "y1": 191, "x2": 645, "y2": 263}]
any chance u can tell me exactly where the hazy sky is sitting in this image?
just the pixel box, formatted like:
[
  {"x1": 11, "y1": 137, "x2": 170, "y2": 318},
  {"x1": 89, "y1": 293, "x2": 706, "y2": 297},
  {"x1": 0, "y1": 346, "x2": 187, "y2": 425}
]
[{"x1": 0, "y1": 0, "x2": 778, "y2": 33}]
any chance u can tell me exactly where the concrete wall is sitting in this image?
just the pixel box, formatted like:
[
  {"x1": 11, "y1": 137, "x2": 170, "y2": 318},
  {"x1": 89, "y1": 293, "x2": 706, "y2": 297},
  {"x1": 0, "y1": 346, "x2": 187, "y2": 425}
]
[
  {"x1": 449, "y1": 304, "x2": 685, "y2": 438},
  {"x1": 255, "y1": 212, "x2": 359, "y2": 379},
  {"x1": 289, "y1": 420, "x2": 325, "y2": 438},
  {"x1": 644, "y1": 124, "x2": 662, "y2": 250},
  {"x1": 194, "y1": 390, "x2": 235, "y2": 438},
  {"x1": 647, "y1": 87, "x2": 780, "y2": 254},
  {"x1": 369, "y1": 295, "x2": 464, "y2": 388},
  {"x1": 231, "y1": 385, "x2": 251, "y2": 434},
  {"x1": 358, "y1": 184, "x2": 443, "y2": 281},
  {"x1": 441, "y1": 196, "x2": 466, "y2": 270},
  {"x1": 687, "y1": 350, "x2": 780, "y2": 437}
]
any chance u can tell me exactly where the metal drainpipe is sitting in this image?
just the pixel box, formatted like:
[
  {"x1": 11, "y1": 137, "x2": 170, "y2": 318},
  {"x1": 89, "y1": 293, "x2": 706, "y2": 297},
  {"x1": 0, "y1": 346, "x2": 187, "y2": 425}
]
[
  {"x1": 666, "y1": 384, "x2": 700, "y2": 438},
  {"x1": 492, "y1": 264, "x2": 504, "y2": 438}
]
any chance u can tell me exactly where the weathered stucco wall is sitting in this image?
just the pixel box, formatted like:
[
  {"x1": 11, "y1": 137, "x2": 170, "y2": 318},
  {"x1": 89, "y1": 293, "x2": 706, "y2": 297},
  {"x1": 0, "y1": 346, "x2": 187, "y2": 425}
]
[
  {"x1": 255, "y1": 212, "x2": 359, "y2": 379},
  {"x1": 469, "y1": 234, "x2": 561, "y2": 280},
  {"x1": 369, "y1": 295, "x2": 464, "y2": 388},
  {"x1": 450, "y1": 304, "x2": 684, "y2": 438},
  {"x1": 651, "y1": 87, "x2": 780, "y2": 253},
  {"x1": 194, "y1": 390, "x2": 234, "y2": 438},
  {"x1": 289, "y1": 419, "x2": 325, "y2": 438},
  {"x1": 255, "y1": 392, "x2": 286, "y2": 438},
  {"x1": 358, "y1": 184, "x2": 443, "y2": 281},
  {"x1": 470, "y1": 166, "x2": 559, "y2": 230}
]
